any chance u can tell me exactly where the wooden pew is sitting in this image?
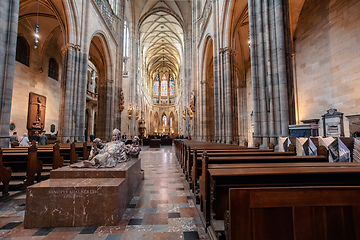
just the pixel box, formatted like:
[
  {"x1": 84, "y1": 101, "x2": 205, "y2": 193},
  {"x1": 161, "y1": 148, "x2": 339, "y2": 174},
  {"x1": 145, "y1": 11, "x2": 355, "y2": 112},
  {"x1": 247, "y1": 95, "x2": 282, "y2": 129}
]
[
  {"x1": 53, "y1": 142, "x2": 78, "y2": 164},
  {"x1": 182, "y1": 143, "x2": 258, "y2": 176},
  {"x1": 0, "y1": 148, "x2": 12, "y2": 196},
  {"x1": 161, "y1": 138, "x2": 173, "y2": 146},
  {"x1": 2, "y1": 144, "x2": 43, "y2": 188},
  {"x1": 228, "y1": 186, "x2": 360, "y2": 240},
  {"x1": 74, "y1": 142, "x2": 90, "y2": 160},
  {"x1": 150, "y1": 139, "x2": 161, "y2": 148},
  {"x1": 202, "y1": 163, "x2": 360, "y2": 231},
  {"x1": 15, "y1": 142, "x2": 78, "y2": 164},
  {"x1": 199, "y1": 153, "x2": 329, "y2": 225},
  {"x1": 143, "y1": 138, "x2": 151, "y2": 146},
  {"x1": 190, "y1": 148, "x2": 295, "y2": 191}
]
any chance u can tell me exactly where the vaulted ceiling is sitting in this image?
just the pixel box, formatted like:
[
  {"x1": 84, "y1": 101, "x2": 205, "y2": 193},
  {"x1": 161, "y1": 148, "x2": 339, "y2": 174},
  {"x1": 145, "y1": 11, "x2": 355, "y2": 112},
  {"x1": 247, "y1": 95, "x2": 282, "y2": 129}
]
[{"x1": 133, "y1": 0, "x2": 191, "y2": 97}]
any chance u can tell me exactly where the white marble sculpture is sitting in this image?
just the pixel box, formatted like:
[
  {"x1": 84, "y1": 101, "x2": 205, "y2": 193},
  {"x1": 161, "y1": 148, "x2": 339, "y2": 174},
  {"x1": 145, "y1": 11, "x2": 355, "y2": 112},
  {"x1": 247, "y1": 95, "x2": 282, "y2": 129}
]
[
  {"x1": 71, "y1": 128, "x2": 132, "y2": 168},
  {"x1": 124, "y1": 136, "x2": 141, "y2": 158}
]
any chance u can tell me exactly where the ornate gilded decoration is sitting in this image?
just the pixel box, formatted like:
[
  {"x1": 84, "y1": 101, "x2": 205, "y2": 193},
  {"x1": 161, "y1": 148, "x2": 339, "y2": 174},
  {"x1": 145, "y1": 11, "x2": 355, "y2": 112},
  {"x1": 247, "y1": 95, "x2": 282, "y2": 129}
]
[
  {"x1": 127, "y1": 104, "x2": 132, "y2": 120},
  {"x1": 188, "y1": 91, "x2": 195, "y2": 120},
  {"x1": 136, "y1": 106, "x2": 139, "y2": 120},
  {"x1": 183, "y1": 108, "x2": 186, "y2": 120},
  {"x1": 119, "y1": 89, "x2": 125, "y2": 112},
  {"x1": 188, "y1": 108, "x2": 193, "y2": 120}
]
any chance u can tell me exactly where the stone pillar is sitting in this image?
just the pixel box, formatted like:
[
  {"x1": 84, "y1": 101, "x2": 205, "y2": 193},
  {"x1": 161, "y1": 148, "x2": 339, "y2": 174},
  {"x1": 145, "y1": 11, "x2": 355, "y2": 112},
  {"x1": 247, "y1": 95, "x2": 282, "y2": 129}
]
[
  {"x1": 97, "y1": 79, "x2": 114, "y2": 141},
  {"x1": 248, "y1": 0, "x2": 292, "y2": 147},
  {"x1": 58, "y1": 43, "x2": 89, "y2": 143},
  {"x1": 58, "y1": 44, "x2": 79, "y2": 142},
  {"x1": 183, "y1": 34, "x2": 192, "y2": 138},
  {"x1": 211, "y1": 2, "x2": 221, "y2": 143},
  {"x1": 220, "y1": 48, "x2": 237, "y2": 144},
  {"x1": 74, "y1": 51, "x2": 88, "y2": 142},
  {"x1": 0, "y1": 0, "x2": 19, "y2": 148},
  {"x1": 200, "y1": 81, "x2": 206, "y2": 141}
]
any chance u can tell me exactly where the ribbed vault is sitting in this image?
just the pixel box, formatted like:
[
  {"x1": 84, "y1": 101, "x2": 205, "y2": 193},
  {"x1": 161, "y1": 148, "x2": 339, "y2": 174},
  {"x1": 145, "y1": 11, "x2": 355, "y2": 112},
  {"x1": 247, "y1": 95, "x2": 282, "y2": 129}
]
[{"x1": 135, "y1": 0, "x2": 191, "y2": 101}]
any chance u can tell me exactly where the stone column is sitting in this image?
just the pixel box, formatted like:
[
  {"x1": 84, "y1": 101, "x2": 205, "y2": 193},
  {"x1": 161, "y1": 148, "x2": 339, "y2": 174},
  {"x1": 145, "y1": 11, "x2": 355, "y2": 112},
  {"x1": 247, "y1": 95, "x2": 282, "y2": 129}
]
[
  {"x1": 0, "y1": 0, "x2": 19, "y2": 148},
  {"x1": 58, "y1": 44, "x2": 80, "y2": 143},
  {"x1": 184, "y1": 34, "x2": 192, "y2": 138},
  {"x1": 115, "y1": 1, "x2": 125, "y2": 130},
  {"x1": 211, "y1": 2, "x2": 221, "y2": 143},
  {"x1": 74, "y1": 50, "x2": 88, "y2": 142},
  {"x1": 220, "y1": 48, "x2": 237, "y2": 144},
  {"x1": 248, "y1": 0, "x2": 292, "y2": 147},
  {"x1": 97, "y1": 79, "x2": 114, "y2": 141}
]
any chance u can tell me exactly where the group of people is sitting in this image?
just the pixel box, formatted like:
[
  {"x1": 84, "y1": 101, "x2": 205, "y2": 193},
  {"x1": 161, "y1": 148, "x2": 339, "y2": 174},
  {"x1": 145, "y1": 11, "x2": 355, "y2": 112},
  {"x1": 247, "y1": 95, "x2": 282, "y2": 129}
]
[{"x1": 9, "y1": 131, "x2": 48, "y2": 147}]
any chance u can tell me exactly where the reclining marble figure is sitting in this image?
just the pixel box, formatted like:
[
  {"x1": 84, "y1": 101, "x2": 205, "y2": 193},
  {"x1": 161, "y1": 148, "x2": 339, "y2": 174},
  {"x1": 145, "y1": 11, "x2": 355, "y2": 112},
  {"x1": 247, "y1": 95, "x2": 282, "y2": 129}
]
[{"x1": 71, "y1": 128, "x2": 137, "y2": 168}]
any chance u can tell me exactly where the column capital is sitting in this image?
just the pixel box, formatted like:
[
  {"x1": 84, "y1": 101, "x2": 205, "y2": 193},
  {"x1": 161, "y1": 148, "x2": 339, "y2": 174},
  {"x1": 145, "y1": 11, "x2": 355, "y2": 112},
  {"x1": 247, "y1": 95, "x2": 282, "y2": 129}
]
[
  {"x1": 61, "y1": 43, "x2": 81, "y2": 54},
  {"x1": 219, "y1": 47, "x2": 236, "y2": 56}
]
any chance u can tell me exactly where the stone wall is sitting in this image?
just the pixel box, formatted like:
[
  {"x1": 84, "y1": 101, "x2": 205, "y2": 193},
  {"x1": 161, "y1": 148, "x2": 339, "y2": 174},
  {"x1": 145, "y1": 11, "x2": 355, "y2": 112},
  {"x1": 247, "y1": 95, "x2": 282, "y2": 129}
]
[
  {"x1": 11, "y1": 61, "x2": 62, "y2": 136},
  {"x1": 295, "y1": 0, "x2": 360, "y2": 130}
]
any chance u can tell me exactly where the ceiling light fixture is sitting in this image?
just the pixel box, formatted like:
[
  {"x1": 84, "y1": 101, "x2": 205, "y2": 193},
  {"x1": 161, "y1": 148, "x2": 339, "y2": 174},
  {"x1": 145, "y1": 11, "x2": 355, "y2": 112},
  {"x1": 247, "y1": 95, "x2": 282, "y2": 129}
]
[{"x1": 34, "y1": 0, "x2": 40, "y2": 49}]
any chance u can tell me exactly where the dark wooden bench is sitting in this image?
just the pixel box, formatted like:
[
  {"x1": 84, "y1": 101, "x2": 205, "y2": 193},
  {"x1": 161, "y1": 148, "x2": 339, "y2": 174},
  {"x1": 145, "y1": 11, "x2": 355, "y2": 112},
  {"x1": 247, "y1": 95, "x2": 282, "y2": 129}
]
[
  {"x1": 161, "y1": 138, "x2": 173, "y2": 146},
  {"x1": 199, "y1": 153, "x2": 330, "y2": 223},
  {"x1": 15, "y1": 142, "x2": 78, "y2": 164},
  {"x1": 143, "y1": 138, "x2": 151, "y2": 146},
  {"x1": 190, "y1": 148, "x2": 296, "y2": 191},
  {"x1": 182, "y1": 143, "x2": 260, "y2": 175},
  {"x1": 203, "y1": 163, "x2": 360, "y2": 232},
  {"x1": 150, "y1": 139, "x2": 161, "y2": 148},
  {"x1": 228, "y1": 186, "x2": 360, "y2": 240},
  {"x1": 74, "y1": 142, "x2": 90, "y2": 160},
  {"x1": 1, "y1": 144, "x2": 43, "y2": 189},
  {"x1": 0, "y1": 148, "x2": 12, "y2": 196},
  {"x1": 47, "y1": 142, "x2": 78, "y2": 164}
]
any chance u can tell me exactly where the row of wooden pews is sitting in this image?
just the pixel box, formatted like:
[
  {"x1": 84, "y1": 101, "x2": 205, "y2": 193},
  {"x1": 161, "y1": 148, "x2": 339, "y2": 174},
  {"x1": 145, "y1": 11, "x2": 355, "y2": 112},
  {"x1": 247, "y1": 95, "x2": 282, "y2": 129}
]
[
  {"x1": 0, "y1": 141, "x2": 91, "y2": 196},
  {"x1": 174, "y1": 139, "x2": 360, "y2": 240}
]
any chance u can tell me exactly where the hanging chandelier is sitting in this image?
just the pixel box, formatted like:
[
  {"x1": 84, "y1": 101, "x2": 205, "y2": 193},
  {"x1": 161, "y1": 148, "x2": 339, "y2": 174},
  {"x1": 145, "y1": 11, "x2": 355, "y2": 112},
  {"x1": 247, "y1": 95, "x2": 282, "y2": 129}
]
[{"x1": 34, "y1": 0, "x2": 40, "y2": 49}]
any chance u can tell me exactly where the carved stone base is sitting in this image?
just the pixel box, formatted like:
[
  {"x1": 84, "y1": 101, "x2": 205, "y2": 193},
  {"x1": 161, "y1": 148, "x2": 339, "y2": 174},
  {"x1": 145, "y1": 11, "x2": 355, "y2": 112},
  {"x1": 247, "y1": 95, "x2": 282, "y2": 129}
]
[
  {"x1": 50, "y1": 158, "x2": 142, "y2": 203},
  {"x1": 24, "y1": 178, "x2": 126, "y2": 228}
]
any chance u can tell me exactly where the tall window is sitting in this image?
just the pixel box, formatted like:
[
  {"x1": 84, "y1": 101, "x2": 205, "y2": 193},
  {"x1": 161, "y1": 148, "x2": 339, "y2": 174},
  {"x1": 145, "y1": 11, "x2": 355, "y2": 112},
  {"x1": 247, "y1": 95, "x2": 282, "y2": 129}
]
[
  {"x1": 170, "y1": 117, "x2": 173, "y2": 132},
  {"x1": 161, "y1": 75, "x2": 168, "y2": 97},
  {"x1": 16, "y1": 36, "x2": 30, "y2": 66},
  {"x1": 48, "y1": 58, "x2": 59, "y2": 80},
  {"x1": 153, "y1": 73, "x2": 176, "y2": 105},
  {"x1": 169, "y1": 75, "x2": 175, "y2": 96},
  {"x1": 123, "y1": 21, "x2": 129, "y2": 58},
  {"x1": 153, "y1": 75, "x2": 159, "y2": 96},
  {"x1": 123, "y1": 21, "x2": 130, "y2": 74},
  {"x1": 162, "y1": 115, "x2": 167, "y2": 126}
]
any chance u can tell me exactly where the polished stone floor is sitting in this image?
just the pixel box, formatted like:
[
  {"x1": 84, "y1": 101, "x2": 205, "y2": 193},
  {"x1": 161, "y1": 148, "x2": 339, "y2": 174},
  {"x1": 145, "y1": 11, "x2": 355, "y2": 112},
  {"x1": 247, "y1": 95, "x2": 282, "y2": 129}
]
[{"x1": 0, "y1": 146, "x2": 209, "y2": 240}]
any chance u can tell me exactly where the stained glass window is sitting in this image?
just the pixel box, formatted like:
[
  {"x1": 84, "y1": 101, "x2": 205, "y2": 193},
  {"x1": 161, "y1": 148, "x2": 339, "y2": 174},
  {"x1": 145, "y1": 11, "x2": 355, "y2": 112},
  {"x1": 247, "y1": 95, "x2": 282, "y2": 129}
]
[
  {"x1": 161, "y1": 98, "x2": 168, "y2": 104},
  {"x1": 162, "y1": 115, "x2": 167, "y2": 126},
  {"x1": 169, "y1": 98, "x2": 175, "y2": 104},
  {"x1": 153, "y1": 75, "x2": 159, "y2": 96},
  {"x1": 170, "y1": 118, "x2": 173, "y2": 132},
  {"x1": 169, "y1": 75, "x2": 175, "y2": 96},
  {"x1": 153, "y1": 98, "x2": 159, "y2": 104},
  {"x1": 161, "y1": 75, "x2": 168, "y2": 97}
]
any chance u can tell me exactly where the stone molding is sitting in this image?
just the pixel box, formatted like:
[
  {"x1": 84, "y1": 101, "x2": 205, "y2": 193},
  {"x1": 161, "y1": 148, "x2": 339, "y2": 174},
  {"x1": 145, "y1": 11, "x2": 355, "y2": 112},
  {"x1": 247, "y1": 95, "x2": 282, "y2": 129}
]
[
  {"x1": 198, "y1": 0, "x2": 212, "y2": 33},
  {"x1": 61, "y1": 43, "x2": 81, "y2": 54},
  {"x1": 93, "y1": 0, "x2": 120, "y2": 37},
  {"x1": 219, "y1": 47, "x2": 237, "y2": 56}
]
